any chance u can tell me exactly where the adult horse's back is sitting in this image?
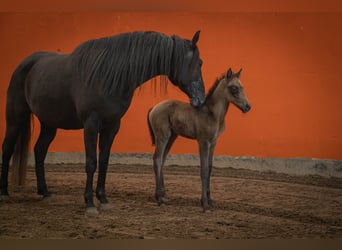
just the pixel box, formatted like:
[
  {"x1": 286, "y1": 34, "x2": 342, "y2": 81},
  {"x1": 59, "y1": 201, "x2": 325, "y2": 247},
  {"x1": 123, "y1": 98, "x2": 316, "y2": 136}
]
[{"x1": 0, "y1": 31, "x2": 206, "y2": 215}]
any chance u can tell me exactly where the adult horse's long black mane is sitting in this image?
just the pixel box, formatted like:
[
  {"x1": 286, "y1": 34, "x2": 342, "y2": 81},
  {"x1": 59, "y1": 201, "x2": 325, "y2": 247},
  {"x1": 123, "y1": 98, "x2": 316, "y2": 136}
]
[
  {"x1": 72, "y1": 31, "x2": 188, "y2": 95},
  {"x1": 0, "y1": 30, "x2": 205, "y2": 215}
]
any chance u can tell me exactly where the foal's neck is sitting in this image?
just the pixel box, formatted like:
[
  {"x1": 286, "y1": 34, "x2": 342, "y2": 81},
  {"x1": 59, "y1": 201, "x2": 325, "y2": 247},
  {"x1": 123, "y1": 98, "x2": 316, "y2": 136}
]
[{"x1": 205, "y1": 83, "x2": 230, "y2": 122}]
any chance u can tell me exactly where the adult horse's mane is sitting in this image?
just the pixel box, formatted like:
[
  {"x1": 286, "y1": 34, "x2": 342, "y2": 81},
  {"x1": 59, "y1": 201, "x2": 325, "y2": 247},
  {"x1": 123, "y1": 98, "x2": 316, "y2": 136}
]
[
  {"x1": 71, "y1": 31, "x2": 190, "y2": 95},
  {"x1": 204, "y1": 73, "x2": 225, "y2": 103}
]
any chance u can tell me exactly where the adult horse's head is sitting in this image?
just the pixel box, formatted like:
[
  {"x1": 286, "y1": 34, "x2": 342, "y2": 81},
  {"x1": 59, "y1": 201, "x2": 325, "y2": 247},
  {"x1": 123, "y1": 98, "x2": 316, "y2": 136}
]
[{"x1": 169, "y1": 30, "x2": 206, "y2": 107}]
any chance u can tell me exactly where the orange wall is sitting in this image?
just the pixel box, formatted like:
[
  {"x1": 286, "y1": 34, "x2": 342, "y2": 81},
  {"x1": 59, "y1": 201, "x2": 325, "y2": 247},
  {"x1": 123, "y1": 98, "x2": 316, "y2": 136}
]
[{"x1": 0, "y1": 12, "x2": 341, "y2": 160}]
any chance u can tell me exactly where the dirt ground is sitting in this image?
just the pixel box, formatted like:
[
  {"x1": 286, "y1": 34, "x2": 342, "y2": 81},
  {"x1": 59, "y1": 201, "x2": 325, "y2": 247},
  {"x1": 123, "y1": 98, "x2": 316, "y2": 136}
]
[{"x1": 0, "y1": 163, "x2": 342, "y2": 239}]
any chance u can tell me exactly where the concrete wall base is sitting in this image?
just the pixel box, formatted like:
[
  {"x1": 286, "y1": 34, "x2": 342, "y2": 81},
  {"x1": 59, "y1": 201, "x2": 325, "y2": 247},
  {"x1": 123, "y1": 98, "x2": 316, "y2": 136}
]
[{"x1": 1, "y1": 152, "x2": 341, "y2": 178}]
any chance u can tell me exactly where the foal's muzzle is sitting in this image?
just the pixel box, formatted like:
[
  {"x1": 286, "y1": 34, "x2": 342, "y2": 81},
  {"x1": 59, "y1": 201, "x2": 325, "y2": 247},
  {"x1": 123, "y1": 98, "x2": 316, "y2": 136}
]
[{"x1": 242, "y1": 104, "x2": 251, "y2": 113}]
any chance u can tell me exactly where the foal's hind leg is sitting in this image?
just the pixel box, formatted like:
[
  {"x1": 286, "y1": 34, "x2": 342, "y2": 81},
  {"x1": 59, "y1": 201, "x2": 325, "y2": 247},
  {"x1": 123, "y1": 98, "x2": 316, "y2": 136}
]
[
  {"x1": 153, "y1": 131, "x2": 175, "y2": 205},
  {"x1": 0, "y1": 126, "x2": 19, "y2": 197},
  {"x1": 34, "y1": 122, "x2": 57, "y2": 197},
  {"x1": 158, "y1": 132, "x2": 177, "y2": 204}
]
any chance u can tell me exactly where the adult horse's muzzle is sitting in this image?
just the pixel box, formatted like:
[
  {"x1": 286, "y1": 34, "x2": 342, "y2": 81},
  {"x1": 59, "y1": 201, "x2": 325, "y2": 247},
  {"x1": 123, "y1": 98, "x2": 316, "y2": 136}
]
[{"x1": 188, "y1": 80, "x2": 206, "y2": 108}]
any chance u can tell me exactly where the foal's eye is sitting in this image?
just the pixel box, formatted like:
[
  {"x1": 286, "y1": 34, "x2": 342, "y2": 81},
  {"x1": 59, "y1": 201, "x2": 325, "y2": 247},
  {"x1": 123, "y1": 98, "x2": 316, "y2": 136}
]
[{"x1": 229, "y1": 86, "x2": 239, "y2": 95}]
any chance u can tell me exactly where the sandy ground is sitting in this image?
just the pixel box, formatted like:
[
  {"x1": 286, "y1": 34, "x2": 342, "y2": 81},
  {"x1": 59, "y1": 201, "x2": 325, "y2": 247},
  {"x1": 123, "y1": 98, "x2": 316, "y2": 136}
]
[{"x1": 0, "y1": 163, "x2": 341, "y2": 239}]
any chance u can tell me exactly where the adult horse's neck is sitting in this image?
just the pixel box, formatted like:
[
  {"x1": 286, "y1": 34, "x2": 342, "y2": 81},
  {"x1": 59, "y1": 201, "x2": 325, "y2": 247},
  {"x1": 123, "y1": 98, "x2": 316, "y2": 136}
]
[
  {"x1": 134, "y1": 63, "x2": 170, "y2": 89},
  {"x1": 132, "y1": 34, "x2": 176, "y2": 90},
  {"x1": 73, "y1": 31, "x2": 175, "y2": 97},
  {"x1": 127, "y1": 48, "x2": 174, "y2": 95}
]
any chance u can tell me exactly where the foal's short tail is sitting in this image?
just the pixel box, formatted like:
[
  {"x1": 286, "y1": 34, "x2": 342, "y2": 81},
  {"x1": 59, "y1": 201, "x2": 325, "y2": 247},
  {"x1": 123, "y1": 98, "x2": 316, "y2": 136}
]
[{"x1": 147, "y1": 108, "x2": 155, "y2": 146}]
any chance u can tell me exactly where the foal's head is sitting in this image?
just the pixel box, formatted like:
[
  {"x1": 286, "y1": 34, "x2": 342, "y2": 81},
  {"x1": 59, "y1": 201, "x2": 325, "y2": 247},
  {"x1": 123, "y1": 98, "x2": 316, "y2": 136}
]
[{"x1": 221, "y1": 68, "x2": 251, "y2": 113}]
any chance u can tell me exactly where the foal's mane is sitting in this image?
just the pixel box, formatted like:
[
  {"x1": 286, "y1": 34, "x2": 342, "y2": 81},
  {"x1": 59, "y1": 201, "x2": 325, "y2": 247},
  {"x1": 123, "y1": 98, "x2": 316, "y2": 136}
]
[
  {"x1": 204, "y1": 73, "x2": 226, "y2": 103},
  {"x1": 71, "y1": 31, "x2": 191, "y2": 95}
]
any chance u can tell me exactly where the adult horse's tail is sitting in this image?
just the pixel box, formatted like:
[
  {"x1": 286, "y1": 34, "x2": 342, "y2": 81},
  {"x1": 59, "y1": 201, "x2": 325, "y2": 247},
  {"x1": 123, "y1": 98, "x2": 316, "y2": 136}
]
[
  {"x1": 3, "y1": 52, "x2": 43, "y2": 186},
  {"x1": 147, "y1": 108, "x2": 155, "y2": 146}
]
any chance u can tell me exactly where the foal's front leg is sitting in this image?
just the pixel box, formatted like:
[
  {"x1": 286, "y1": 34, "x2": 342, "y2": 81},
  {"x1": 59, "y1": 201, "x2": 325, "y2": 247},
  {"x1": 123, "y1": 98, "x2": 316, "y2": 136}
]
[
  {"x1": 207, "y1": 141, "x2": 217, "y2": 206},
  {"x1": 198, "y1": 140, "x2": 211, "y2": 212}
]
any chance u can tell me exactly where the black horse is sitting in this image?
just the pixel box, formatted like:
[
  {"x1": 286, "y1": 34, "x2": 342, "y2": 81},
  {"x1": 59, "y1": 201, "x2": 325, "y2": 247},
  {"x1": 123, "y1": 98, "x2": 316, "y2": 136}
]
[{"x1": 0, "y1": 30, "x2": 206, "y2": 215}]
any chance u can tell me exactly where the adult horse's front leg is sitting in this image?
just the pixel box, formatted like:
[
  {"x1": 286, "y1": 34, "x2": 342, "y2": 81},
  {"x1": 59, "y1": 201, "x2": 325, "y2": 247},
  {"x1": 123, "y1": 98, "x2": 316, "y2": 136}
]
[
  {"x1": 83, "y1": 114, "x2": 100, "y2": 215},
  {"x1": 198, "y1": 140, "x2": 211, "y2": 212},
  {"x1": 96, "y1": 121, "x2": 120, "y2": 210}
]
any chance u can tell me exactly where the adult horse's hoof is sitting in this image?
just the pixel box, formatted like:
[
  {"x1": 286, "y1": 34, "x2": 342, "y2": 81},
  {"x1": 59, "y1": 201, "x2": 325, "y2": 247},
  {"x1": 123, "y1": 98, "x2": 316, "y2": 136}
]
[
  {"x1": 42, "y1": 193, "x2": 55, "y2": 202},
  {"x1": 0, "y1": 195, "x2": 10, "y2": 201},
  {"x1": 99, "y1": 203, "x2": 113, "y2": 211},
  {"x1": 38, "y1": 189, "x2": 53, "y2": 197},
  {"x1": 85, "y1": 207, "x2": 99, "y2": 217}
]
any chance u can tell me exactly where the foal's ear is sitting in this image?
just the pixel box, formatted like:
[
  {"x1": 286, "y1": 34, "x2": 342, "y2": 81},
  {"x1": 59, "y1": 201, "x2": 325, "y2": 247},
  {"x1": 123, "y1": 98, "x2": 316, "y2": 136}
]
[
  {"x1": 235, "y1": 68, "x2": 243, "y2": 78},
  {"x1": 226, "y1": 68, "x2": 233, "y2": 79},
  {"x1": 191, "y1": 30, "x2": 201, "y2": 47}
]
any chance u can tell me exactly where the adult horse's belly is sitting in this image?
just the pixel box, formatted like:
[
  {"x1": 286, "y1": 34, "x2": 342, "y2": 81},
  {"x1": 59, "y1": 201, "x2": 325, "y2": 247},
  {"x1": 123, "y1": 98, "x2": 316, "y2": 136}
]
[
  {"x1": 26, "y1": 78, "x2": 84, "y2": 129},
  {"x1": 25, "y1": 54, "x2": 84, "y2": 130},
  {"x1": 29, "y1": 98, "x2": 83, "y2": 130}
]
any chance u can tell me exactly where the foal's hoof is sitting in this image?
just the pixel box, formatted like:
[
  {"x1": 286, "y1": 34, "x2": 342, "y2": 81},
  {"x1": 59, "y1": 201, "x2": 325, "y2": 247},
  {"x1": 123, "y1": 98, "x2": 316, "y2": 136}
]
[
  {"x1": 99, "y1": 203, "x2": 113, "y2": 211},
  {"x1": 203, "y1": 208, "x2": 212, "y2": 214},
  {"x1": 157, "y1": 197, "x2": 168, "y2": 206},
  {"x1": 202, "y1": 203, "x2": 212, "y2": 213},
  {"x1": 85, "y1": 207, "x2": 99, "y2": 217}
]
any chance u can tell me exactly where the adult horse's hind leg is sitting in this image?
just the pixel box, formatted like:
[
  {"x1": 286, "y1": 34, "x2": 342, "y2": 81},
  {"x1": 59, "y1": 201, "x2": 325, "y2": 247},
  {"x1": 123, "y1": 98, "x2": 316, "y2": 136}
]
[
  {"x1": 1, "y1": 109, "x2": 31, "y2": 197},
  {"x1": 0, "y1": 126, "x2": 19, "y2": 197},
  {"x1": 34, "y1": 122, "x2": 57, "y2": 197},
  {"x1": 96, "y1": 121, "x2": 120, "y2": 210}
]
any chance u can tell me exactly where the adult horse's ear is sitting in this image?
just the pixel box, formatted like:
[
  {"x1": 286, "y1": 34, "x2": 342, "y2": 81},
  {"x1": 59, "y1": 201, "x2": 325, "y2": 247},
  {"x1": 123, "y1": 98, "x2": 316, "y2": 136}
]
[
  {"x1": 191, "y1": 30, "x2": 201, "y2": 47},
  {"x1": 226, "y1": 68, "x2": 233, "y2": 79},
  {"x1": 236, "y1": 68, "x2": 243, "y2": 78}
]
